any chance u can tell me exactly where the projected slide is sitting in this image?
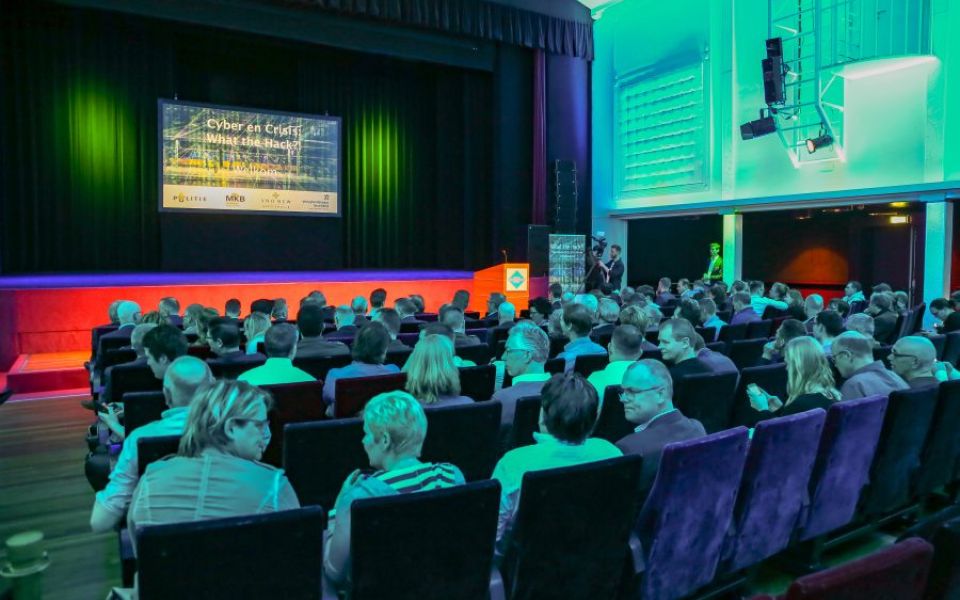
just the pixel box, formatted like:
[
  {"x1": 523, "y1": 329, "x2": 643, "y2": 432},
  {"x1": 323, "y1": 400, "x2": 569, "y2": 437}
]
[{"x1": 159, "y1": 100, "x2": 340, "y2": 216}]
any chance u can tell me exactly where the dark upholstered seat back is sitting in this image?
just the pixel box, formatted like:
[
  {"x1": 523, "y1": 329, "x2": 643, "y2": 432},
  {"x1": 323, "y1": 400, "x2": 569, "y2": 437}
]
[
  {"x1": 283, "y1": 418, "x2": 366, "y2": 509},
  {"x1": 573, "y1": 353, "x2": 609, "y2": 378},
  {"x1": 506, "y1": 396, "x2": 543, "y2": 451},
  {"x1": 729, "y1": 338, "x2": 769, "y2": 370},
  {"x1": 458, "y1": 364, "x2": 495, "y2": 401},
  {"x1": 207, "y1": 355, "x2": 265, "y2": 380},
  {"x1": 913, "y1": 380, "x2": 960, "y2": 498},
  {"x1": 260, "y1": 381, "x2": 327, "y2": 468},
  {"x1": 593, "y1": 385, "x2": 634, "y2": 444},
  {"x1": 136, "y1": 434, "x2": 182, "y2": 476},
  {"x1": 334, "y1": 372, "x2": 408, "y2": 417},
  {"x1": 731, "y1": 363, "x2": 788, "y2": 427},
  {"x1": 673, "y1": 371, "x2": 739, "y2": 433},
  {"x1": 745, "y1": 319, "x2": 773, "y2": 339},
  {"x1": 110, "y1": 362, "x2": 161, "y2": 402},
  {"x1": 292, "y1": 353, "x2": 351, "y2": 381},
  {"x1": 421, "y1": 402, "x2": 501, "y2": 481},
  {"x1": 121, "y1": 391, "x2": 166, "y2": 436}
]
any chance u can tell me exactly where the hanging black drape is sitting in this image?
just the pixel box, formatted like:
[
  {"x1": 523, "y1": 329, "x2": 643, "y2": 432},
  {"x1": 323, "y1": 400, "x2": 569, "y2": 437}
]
[{"x1": 0, "y1": 3, "x2": 494, "y2": 272}]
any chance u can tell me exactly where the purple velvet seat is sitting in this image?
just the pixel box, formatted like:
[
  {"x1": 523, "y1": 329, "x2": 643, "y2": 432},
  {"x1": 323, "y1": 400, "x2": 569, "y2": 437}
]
[
  {"x1": 913, "y1": 380, "x2": 960, "y2": 499},
  {"x1": 858, "y1": 386, "x2": 938, "y2": 517},
  {"x1": 731, "y1": 363, "x2": 788, "y2": 428},
  {"x1": 794, "y1": 395, "x2": 887, "y2": 542},
  {"x1": 673, "y1": 371, "x2": 739, "y2": 434},
  {"x1": 207, "y1": 355, "x2": 266, "y2": 380},
  {"x1": 632, "y1": 427, "x2": 749, "y2": 600},
  {"x1": 722, "y1": 409, "x2": 826, "y2": 573},
  {"x1": 260, "y1": 380, "x2": 327, "y2": 468},
  {"x1": 728, "y1": 338, "x2": 769, "y2": 370},
  {"x1": 942, "y1": 331, "x2": 960, "y2": 367},
  {"x1": 593, "y1": 385, "x2": 634, "y2": 444},
  {"x1": 719, "y1": 323, "x2": 748, "y2": 344},
  {"x1": 745, "y1": 319, "x2": 773, "y2": 339},
  {"x1": 121, "y1": 391, "x2": 166, "y2": 436}
]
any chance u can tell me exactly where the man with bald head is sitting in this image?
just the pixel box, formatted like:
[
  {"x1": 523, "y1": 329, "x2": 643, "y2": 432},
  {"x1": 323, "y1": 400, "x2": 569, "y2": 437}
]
[
  {"x1": 833, "y1": 331, "x2": 908, "y2": 401},
  {"x1": 616, "y1": 359, "x2": 706, "y2": 492},
  {"x1": 889, "y1": 336, "x2": 941, "y2": 389},
  {"x1": 90, "y1": 356, "x2": 213, "y2": 532}
]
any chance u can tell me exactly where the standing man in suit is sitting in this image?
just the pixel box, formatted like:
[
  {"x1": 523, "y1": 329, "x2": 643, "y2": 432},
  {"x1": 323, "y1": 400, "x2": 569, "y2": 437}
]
[
  {"x1": 704, "y1": 242, "x2": 723, "y2": 283},
  {"x1": 605, "y1": 244, "x2": 625, "y2": 290}
]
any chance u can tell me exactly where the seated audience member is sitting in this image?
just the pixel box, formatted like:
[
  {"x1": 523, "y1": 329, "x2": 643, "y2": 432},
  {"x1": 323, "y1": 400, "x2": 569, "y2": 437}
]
[
  {"x1": 729, "y1": 292, "x2": 760, "y2": 326},
  {"x1": 618, "y1": 305, "x2": 659, "y2": 353},
  {"x1": 395, "y1": 298, "x2": 423, "y2": 324},
  {"x1": 420, "y1": 322, "x2": 475, "y2": 367},
  {"x1": 373, "y1": 307, "x2": 413, "y2": 353},
  {"x1": 492, "y1": 373, "x2": 621, "y2": 551},
  {"x1": 710, "y1": 285, "x2": 730, "y2": 314},
  {"x1": 126, "y1": 380, "x2": 299, "y2": 546},
  {"x1": 655, "y1": 277, "x2": 675, "y2": 306},
  {"x1": 527, "y1": 297, "x2": 553, "y2": 327},
  {"x1": 144, "y1": 324, "x2": 189, "y2": 381},
  {"x1": 408, "y1": 294, "x2": 426, "y2": 315},
  {"x1": 270, "y1": 298, "x2": 288, "y2": 321},
  {"x1": 873, "y1": 283, "x2": 893, "y2": 294},
  {"x1": 224, "y1": 298, "x2": 242, "y2": 321},
  {"x1": 91, "y1": 356, "x2": 213, "y2": 533},
  {"x1": 588, "y1": 325, "x2": 643, "y2": 400},
  {"x1": 573, "y1": 293, "x2": 600, "y2": 321},
  {"x1": 930, "y1": 298, "x2": 960, "y2": 333},
  {"x1": 243, "y1": 312, "x2": 272, "y2": 355},
  {"x1": 325, "y1": 305, "x2": 360, "y2": 341},
  {"x1": 827, "y1": 298, "x2": 850, "y2": 318},
  {"x1": 98, "y1": 301, "x2": 142, "y2": 350},
  {"x1": 865, "y1": 292, "x2": 898, "y2": 344},
  {"x1": 367, "y1": 288, "x2": 387, "y2": 318},
  {"x1": 785, "y1": 289, "x2": 807, "y2": 320},
  {"x1": 590, "y1": 298, "x2": 619, "y2": 339},
  {"x1": 833, "y1": 331, "x2": 909, "y2": 400},
  {"x1": 485, "y1": 292, "x2": 507, "y2": 319},
  {"x1": 557, "y1": 303, "x2": 607, "y2": 372},
  {"x1": 101, "y1": 300, "x2": 123, "y2": 328},
  {"x1": 813, "y1": 310, "x2": 845, "y2": 354},
  {"x1": 302, "y1": 291, "x2": 336, "y2": 321},
  {"x1": 747, "y1": 337, "x2": 840, "y2": 422},
  {"x1": 699, "y1": 298, "x2": 726, "y2": 337},
  {"x1": 325, "y1": 391, "x2": 464, "y2": 588},
  {"x1": 674, "y1": 298, "x2": 702, "y2": 328},
  {"x1": 893, "y1": 291, "x2": 909, "y2": 315},
  {"x1": 843, "y1": 280, "x2": 866, "y2": 306},
  {"x1": 676, "y1": 279, "x2": 694, "y2": 299},
  {"x1": 491, "y1": 301, "x2": 517, "y2": 333},
  {"x1": 249, "y1": 298, "x2": 275, "y2": 316},
  {"x1": 350, "y1": 296, "x2": 369, "y2": 326},
  {"x1": 192, "y1": 307, "x2": 219, "y2": 348},
  {"x1": 238, "y1": 323, "x2": 316, "y2": 386},
  {"x1": 139, "y1": 310, "x2": 165, "y2": 325},
  {"x1": 845, "y1": 313, "x2": 879, "y2": 348},
  {"x1": 616, "y1": 359, "x2": 705, "y2": 492},
  {"x1": 296, "y1": 304, "x2": 350, "y2": 358},
  {"x1": 491, "y1": 326, "x2": 552, "y2": 426},
  {"x1": 452, "y1": 289, "x2": 471, "y2": 313},
  {"x1": 760, "y1": 318, "x2": 806, "y2": 364},
  {"x1": 182, "y1": 303, "x2": 205, "y2": 335},
  {"x1": 208, "y1": 321, "x2": 258, "y2": 362},
  {"x1": 439, "y1": 306, "x2": 481, "y2": 348},
  {"x1": 158, "y1": 297, "x2": 182, "y2": 327},
  {"x1": 402, "y1": 335, "x2": 472, "y2": 407},
  {"x1": 324, "y1": 322, "x2": 401, "y2": 414},
  {"x1": 750, "y1": 281, "x2": 788, "y2": 316},
  {"x1": 803, "y1": 294, "x2": 824, "y2": 333},
  {"x1": 548, "y1": 283, "x2": 564, "y2": 311},
  {"x1": 658, "y1": 318, "x2": 712, "y2": 379},
  {"x1": 888, "y1": 336, "x2": 943, "y2": 389},
  {"x1": 99, "y1": 323, "x2": 158, "y2": 407},
  {"x1": 694, "y1": 334, "x2": 737, "y2": 374}
]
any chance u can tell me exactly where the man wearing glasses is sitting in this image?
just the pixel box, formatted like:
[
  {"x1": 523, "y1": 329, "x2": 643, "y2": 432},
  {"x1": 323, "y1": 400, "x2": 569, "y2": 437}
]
[
  {"x1": 615, "y1": 360, "x2": 706, "y2": 492},
  {"x1": 833, "y1": 331, "x2": 908, "y2": 401},
  {"x1": 888, "y1": 336, "x2": 953, "y2": 389}
]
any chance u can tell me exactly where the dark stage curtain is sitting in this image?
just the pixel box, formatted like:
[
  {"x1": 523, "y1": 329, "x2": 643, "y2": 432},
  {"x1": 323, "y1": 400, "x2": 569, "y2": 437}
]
[
  {"x1": 282, "y1": 0, "x2": 594, "y2": 59},
  {"x1": 0, "y1": 4, "x2": 494, "y2": 272}
]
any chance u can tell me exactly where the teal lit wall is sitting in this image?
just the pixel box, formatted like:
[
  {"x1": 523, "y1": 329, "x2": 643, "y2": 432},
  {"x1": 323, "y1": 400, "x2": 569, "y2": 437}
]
[{"x1": 592, "y1": 0, "x2": 960, "y2": 217}]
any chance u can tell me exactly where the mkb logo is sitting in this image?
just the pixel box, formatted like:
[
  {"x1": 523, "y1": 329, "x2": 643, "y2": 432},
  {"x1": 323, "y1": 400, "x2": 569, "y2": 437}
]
[
  {"x1": 175, "y1": 193, "x2": 206, "y2": 203},
  {"x1": 225, "y1": 193, "x2": 246, "y2": 204}
]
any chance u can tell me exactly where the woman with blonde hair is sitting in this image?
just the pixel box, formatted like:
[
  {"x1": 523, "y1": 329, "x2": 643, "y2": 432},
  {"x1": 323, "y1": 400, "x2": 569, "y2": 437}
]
[
  {"x1": 181, "y1": 303, "x2": 205, "y2": 335},
  {"x1": 244, "y1": 312, "x2": 272, "y2": 354},
  {"x1": 127, "y1": 379, "x2": 299, "y2": 540},
  {"x1": 192, "y1": 307, "x2": 220, "y2": 347},
  {"x1": 618, "y1": 305, "x2": 658, "y2": 352},
  {"x1": 402, "y1": 335, "x2": 472, "y2": 407},
  {"x1": 747, "y1": 336, "x2": 841, "y2": 421}
]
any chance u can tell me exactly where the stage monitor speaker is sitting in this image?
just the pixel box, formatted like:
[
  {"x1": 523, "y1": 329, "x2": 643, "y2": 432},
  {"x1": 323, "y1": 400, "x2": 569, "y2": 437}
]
[
  {"x1": 527, "y1": 225, "x2": 550, "y2": 278},
  {"x1": 551, "y1": 159, "x2": 578, "y2": 234}
]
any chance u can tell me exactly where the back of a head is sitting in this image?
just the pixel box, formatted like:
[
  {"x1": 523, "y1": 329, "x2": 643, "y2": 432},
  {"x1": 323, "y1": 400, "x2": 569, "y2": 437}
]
[
  {"x1": 296, "y1": 304, "x2": 325, "y2": 338},
  {"x1": 117, "y1": 301, "x2": 141, "y2": 325},
  {"x1": 270, "y1": 298, "x2": 288, "y2": 320},
  {"x1": 845, "y1": 313, "x2": 875, "y2": 338},
  {"x1": 163, "y1": 356, "x2": 214, "y2": 407},
  {"x1": 395, "y1": 298, "x2": 417, "y2": 318},
  {"x1": 351, "y1": 296, "x2": 368, "y2": 315},
  {"x1": 770, "y1": 282, "x2": 789, "y2": 299},
  {"x1": 662, "y1": 318, "x2": 697, "y2": 347},
  {"x1": 179, "y1": 380, "x2": 273, "y2": 457},
  {"x1": 250, "y1": 298, "x2": 274, "y2": 315},
  {"x1": 784, "y1": 336, "x2": 835, "y2": 399},
  {"x1": 264, "y1": 323, "x2": 298, "y2": 358},
  {"x1": 409, "y1": 294, "x2": 425, "y2": 313},
  {"x1": 159, "y1": 297, "x2": 180, "y2": 316},
  {"x1": 210, "y1": 322, "x2": 240, "y2": 349},
  {"x1": 143, "y1": 324, "x2": 188, "y2": 363},
  {"x1": 749, "y1": 281, "x2": 764, "y2": 295},
  {"x1": 815, "y1": 310, "x2": 846, "y2": 337},
  {"x1": 549, "y1": 283, "x2": 563, "y2": 299},
  {"x1": 374, "y1": 307, "x2": 401, "y2": 337},
  {"x1": 362, "y1": 390, "x2": 427, "y2": 455},
  {"x1": 370, "y1": 288, "x2": 387, "y2": 309},
  {"x1": 931, "y1": 298, "x2": 953, "y2": 312},
  {"x1": 776, "y1": 319, "x2": 807, "y2": 344},
  {"x1": 452, "y1": 289, "x2": 470, "y2": 310},
  {"x1": 335, "y1": 305, "x2": 356, "y2": 326},
  {"x1": 805, "y1": 294, "x2": 824, "y2": 311},
  {"x1": 832, "y1": 331, "x2": 874, "y2": 360},
  {"x1": 108, "y1": 300, "x2": 123, "y2": 324},
  {"x1": 873, "y1": 283, "x2": 893, "y2": 294},
  {"x1": 353, "y1": 321, "x2": 390, "y2": 364},
  {"x1": 732, "y1": 291, "x2": 751, "y2": 309},
  {"x1": 540, "y1": 372, "x2": 599, "y2": 444},
  {"x1": 677, "y1": 298, "x2": 702, "y2": 325},
  {"x1": 619, "y1": 304, "x2": 649, "y2": 332},
  {"x1": 499, "y1": 302, "x2": 517, "y2": 321},
  {"x1": 421, "y1": 322, "x2": 455, "y2": 343},
  {"x1": 563, "y1": 303, "x2": 595, "y2": 337},
  {"x1": 488, "y1": 292, "x2": 506, "y2": 309},
  {"x1": 870, "y1": 292, "x2": 893, "y2": 312},
  {"x1": 224, "y1": 298, "x2": 241, "y2": 317},
  {"x1": 507, "y1": 325, "x2": 550, "y2": 363},
  {"x1": 440, "y1": 306, "x2": 465, "y2": 332},
  {"x1": 658, "y1": 277, "x2": 671, "y2": 290},
  {"x1": 731, "y1": 280, "x2": 748, "y2": 294},
  {"x1": 131, "y1": 323, "x2": 159, "y2": 355},
  {"x1": 529, "y1": 297, "x2": 552, "y2": 319},
  {"x1": 573, "y1": 293, "x2": 599, "y2": 316},
  {"x1": 598, "y1": 298, "x2": 620, "y2": 324},
  {"x1": 698, "y1": 298, "x2": 717, "y2": 317},
  {"x1": 611, "y1": 325, "x2": 643, "y2": 360},
  {"x1": 403, "y1": 335, "x2": 459, "y2": 404}
]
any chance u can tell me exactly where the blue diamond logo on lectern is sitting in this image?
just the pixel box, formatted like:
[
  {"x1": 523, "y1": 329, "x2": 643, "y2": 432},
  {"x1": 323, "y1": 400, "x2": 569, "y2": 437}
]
[{"x1": 509, "y1": 271, "x2": 526, "y2": 289}]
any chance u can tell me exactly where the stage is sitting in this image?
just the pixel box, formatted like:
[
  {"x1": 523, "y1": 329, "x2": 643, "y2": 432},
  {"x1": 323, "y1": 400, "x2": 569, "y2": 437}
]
[{"x1": 0, "y1": 269, "x2": 546, "y2": 387}]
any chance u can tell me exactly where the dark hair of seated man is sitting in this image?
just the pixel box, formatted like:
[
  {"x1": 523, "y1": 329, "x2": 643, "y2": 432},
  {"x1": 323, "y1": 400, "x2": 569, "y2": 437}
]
[
  {"x1": 352, "y1": 322, "x2": 391, "y2": 364},
  {"x1": 209, "y1": 322, "x2": 240, "y2": 350},
  {"x1": 562, "y1": 303, "x2": 594, "y2": 337},
  {"x1": 143, "y1": 324, "x2": 188, "y2": 363},
  {"x1": 264, "y1": 323, "x2": 299, "y2": 358},
  {"x1": 540, "y1": 371, "x2": 600, "y2": 444},
  {"x1": 296, "y1": 304, "x2": 325, "y2": 338},
  {"x1": 375, "y1": 308, "x2": 401, "y2": 337}
]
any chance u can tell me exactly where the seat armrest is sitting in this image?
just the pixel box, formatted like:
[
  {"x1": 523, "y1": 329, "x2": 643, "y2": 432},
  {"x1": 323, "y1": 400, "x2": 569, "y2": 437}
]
[
  {"x1": 488, "y1": 565, "x2": 506, "y2": 600},
  {"x1": 628, "y1": 532, "x2": 645, "y2": 576}
]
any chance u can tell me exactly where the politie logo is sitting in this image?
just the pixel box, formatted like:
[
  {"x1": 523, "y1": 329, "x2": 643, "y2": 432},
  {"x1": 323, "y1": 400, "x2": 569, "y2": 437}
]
[{"x1": 175, "y1": 193, "x2": 207, "y2": 204}]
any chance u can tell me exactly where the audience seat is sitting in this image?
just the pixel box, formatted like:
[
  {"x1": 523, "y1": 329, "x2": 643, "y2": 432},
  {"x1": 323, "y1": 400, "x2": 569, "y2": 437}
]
[
  {"x1": 284, "y1": 418, "x2": 366, "y2": 510},
  {"x1": 729, "y1": 338, "x2": 768, "y2": 370},
  {"x1": 292, "y1": 354, "x2": 351, "y2": 381},
  {"x1": 745, "y1": 319, "x2": 773, "y2": 339},
  {"x1": 397, "y1": 332, "x2": 420, "y2": 348},
  {"x1": 136, "y1": 434, "x2": 181, "y2": 476},
  {"x1": 421, "y1": 402, "x2": 502, "y2": 481},
  {"x1": 458, "y1": 364, "x2": 496, "y2": 401},
  {"x1": 414, "y1": 312, "x2": 438, "y2": 322},
  {"x1": 260, "y1": 381, "x2": 327, "y2": 467},
  {"x1": 91, "y1": 324, "x2": 120, "y2": 358},
  {"x1": 548, "y1": 336, "x2": 566, "y2": 359},
  {"x1": 505, "y1": 396, "x2": 542, "y2": 451},
  {"x1": 719, "y1": 323, "x2": 748, "y2": 344},
  {"x1": 105, "y1": 362, "x2": 161, "y2": 403},
  {"x1": 456, "y1": 344, "x2": 492, "y2": 366},
  {"x1": 186, "y1": 345, "x2": 215, "y2": 360},
  {"x1": 593, "y1": 386, "x2": 634, "y2": 444},
  {"x1": 384, "y1": 348, "x2": 413, "y2": 368},
  {"x1": 873, "y1": 344, "x2": 893, "y2": 364},
  {"x1": 630, "y1": 427, "x2": 749, "y2": 600},
  {"x1": 942, "y1": 332, "x2": 960, "y2": 367},
  {"x1": 137, "y1": 506, "x2": 327, "y2": 600},
  {"x1": 501, "y1": 456, "x2": 644, "y2": 599},
  {"x1": 643, "y1": 348, "x2": 664, "y2": 362},
  {"x1": 339, "y1": 481, "x2": 502, "y2": 600},
  {"x1": 722, "y1": 410, "x2": 826, "y2": 574},
  {"x1": 695, "y1": 326, "x2": 716, "y2": 343},
  {"x1": 916, "y1": 516, "x2": 960, "y2": 600},
  {"x1": 673, "y1": 371, "x2": 739, "y2": 434},
  {"x1": 928, "y1": 334, "x2": 947, "y2": 361},
  {"x1": 96, "y1": 336, "x2": 132, "y2": 363},
  {"x1": 100, "y1": 349, "x2": 138, "y2": 373},
  {"x1": 572, "y1": 353, "x2": 609, "y2": 378},
  {"x1": 466, "y1": 328, "x2": 489, "y2": 344},
  {"x1": 913, "y1": 380, "x2": 960, "y2": 500},
  {"x1": 752, "y1": 538, "x2": 933, "y2": 600},
  {"x1": 207, "y1": 355, "x2": 265, "y2": 380},
  {"x1": 464, "y1": 311, "x2": 481, "y2": 321},
  {"x1": 731, "y1": 363, "x2": 788, "y2": 428},
  {"x1": 399, "y1": 321, "x2": 425, "y2": 334},
  {"x1": 761, "y1": 306, "x2": 786, "y2": 320},
  {"x1": 333, "y1": 373, "x2": 408, "y2": 418},
  {"x1": 121, "y1": 391, "x2": 166, "y2": 436}
]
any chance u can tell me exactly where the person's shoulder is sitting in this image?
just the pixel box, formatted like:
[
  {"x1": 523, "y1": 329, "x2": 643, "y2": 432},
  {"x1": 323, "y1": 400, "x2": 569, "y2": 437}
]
[{"x1": 584, "y1": 437, "x2": 622, "y2": 456}]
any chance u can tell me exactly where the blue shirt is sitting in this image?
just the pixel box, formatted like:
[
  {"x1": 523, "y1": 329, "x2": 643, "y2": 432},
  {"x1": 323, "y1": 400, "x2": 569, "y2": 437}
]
[
  {"x1": 323, "y1": 361, "x2": 401, "y2": 414},
  {"x1": 556, "y1": 337, "x2": 607, "y2": 372},
  {"x1": 702, "y1": 315, "x2": 726, "y2": 336}
]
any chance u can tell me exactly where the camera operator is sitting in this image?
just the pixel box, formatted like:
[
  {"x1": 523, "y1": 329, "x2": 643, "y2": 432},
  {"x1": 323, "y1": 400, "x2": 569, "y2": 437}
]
[
  {"x1": 584, "y1": 236, "x2": 608, "y2": 293},
  {"x1": 605, "y1": 244, "x2": 624, "y2": 290}
]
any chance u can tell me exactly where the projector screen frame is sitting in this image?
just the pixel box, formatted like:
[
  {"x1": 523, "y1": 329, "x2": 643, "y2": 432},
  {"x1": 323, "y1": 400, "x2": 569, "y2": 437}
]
[{"x1": 156, "y1": 98, "x2": 342, "y2": 219}]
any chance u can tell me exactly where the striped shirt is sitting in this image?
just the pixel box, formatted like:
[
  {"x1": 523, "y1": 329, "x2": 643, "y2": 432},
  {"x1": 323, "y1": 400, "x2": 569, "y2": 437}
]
[{"x1": 372, "y1": 462, "x2": 463, "y2": 493}]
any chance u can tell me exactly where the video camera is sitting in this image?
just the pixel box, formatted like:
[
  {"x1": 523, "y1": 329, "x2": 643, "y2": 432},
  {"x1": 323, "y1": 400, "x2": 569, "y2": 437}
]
[{"x1": 590, "y1": 234, "x2": 607, "y2": 256}]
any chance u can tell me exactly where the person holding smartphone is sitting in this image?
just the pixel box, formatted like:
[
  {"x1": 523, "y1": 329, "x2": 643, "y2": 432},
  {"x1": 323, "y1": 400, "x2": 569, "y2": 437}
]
[{"x1": 747, "y1": 337, "x2": 840, "y2": 424}]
